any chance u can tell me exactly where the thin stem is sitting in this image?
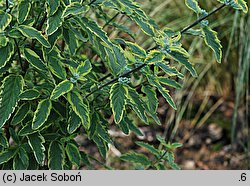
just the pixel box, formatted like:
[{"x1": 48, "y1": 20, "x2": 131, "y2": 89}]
[
  {"x1": 5, "y1": 0, "x2": 9, "y2": 10},
  {"x1": 145, "y1": 150, "x2": 168, "y2": 170},
  {"x1": 98, "y1": 73, "x2": 112, "y2": 82},
  {"x1": 86, "y1": 3, "x2": 227, "y2": 98},
  {"x1": 89, "y1": 0, "x2": 97, "y2": 6},
  {"x1": 85, "y1": 64, "x2": 146, "y2": 98},
  {"x1": 5, "y1": 0, "x2": 24, "y2": 72},
  {"x1": 180, "y1": 3, "x2": 226, "y2": 34},
  {"x1": 13, "y1": 39, "x2": 24, "y2": 71},
  {"x1": 37, "y1": 13, "x2": 47, "y2": 31},
  {"x1": 103, "y1": 12, "x2": 120, "y2": 28}
]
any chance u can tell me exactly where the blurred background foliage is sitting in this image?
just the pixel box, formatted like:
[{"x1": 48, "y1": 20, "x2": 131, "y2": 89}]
[{"x1": 80, "y1": 0, "x2": 249, "y2": 169}]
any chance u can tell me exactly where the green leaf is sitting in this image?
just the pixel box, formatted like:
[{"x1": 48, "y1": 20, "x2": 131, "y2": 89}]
[
  {"x1": 202, "y1": 26, "x2": 222, "y2": 63},
  {"x1": 0, "y1": 35, "x2": 8, "y2": 47},
  {"x1": 156, "y1": 136, "x2": 182, "y2": 151},
  {"x1": 23, "y1": 48, "x2": 48, "y2": 72},
  {"x1": 97, "y1": 124, "x2": 113, "y2": 144},
  {"x1": 127, "y1": 88, "x2": 149, "y2": 124},
  {"x1": 76, "y1": 59, "x2": 92, "y2": 77},
  {"x1": 9, "y1": 127, "x2": 20, "y2": 144},
  {"x1": 48, "y1": 57, "x2": 67, "y2": 79},
  {"x1": 48, "y1": 140, "x2": 65, "y2": 170},
  {"x1": 46, "y1": 8, "x2": 63, "y2": 36},
  {"x1": 67, "y1": 109, "x2": 81, "y2": 134},
  {"x1": 126, "y1": 117, "x2": 144, "y2": 136},
  {"x1": 0, "y1": 131, "x2": 9, "y2": 148},
  {"x1": 110, "y1": 83, "x2": 128, "y2": 124},
  {"x1": 164, "y1": 142, "x2": 183, "y2": 150},
  {"x1": 167, "y1": 46, "x2": 197, "y2": 77},
  {"x1": 141, "y1": 85, "x2": 158, "y2": 113},
  {"x1": 48, "y1": 27, "x2": 62, "y2": 48},
  {"x1": 157, "y1": 77, "x2": 182, "y2": 89},
  {"x1": 237, "y1": 0, "x2": 248, "y2": 13},
  {"x1": 27, "y1": 133, "x2": 45, "y2": 165},
  {"x1": 67, "y1": 91, "x2": 90, "y2": 129},
  {"x1": 185, "y1": 0, "x2": 202, "y2": 13},
  {"x1": 62, "y1": 3, "x2": 89, "y2": 18},
  {"x1": 75, "y1": 17, "x2": 126, "y2": 75},
  {"x1": 93, "y1": 135, "x2": 108, "y2": 158},
  {"x1": 0, "y1": 42, "x2": 14, "y2": 69},
  {"x1": 120, "y1": 152, "x2": 151, "y2": 166},
  {"x1": 0, "y1": 75, "x2": 24, "y2": 128},
  {"x1": 46, "y1": 0, "x2": 60, "y2": 16},
  {"x1": 17, "y1": 25, "x2": 51, "y2": 48},
  {"x1": 12, "y1": 102, "x2": 31, "y2": 125},
  {"x1": 32, "y1": 99, "x2": 52, "y2": 130},
  {"x1": 62, "y1": 28, "x2": 78, "y2": 55},
  {"x1": 148, "y1": 77, "x2": 177, "y2": 110},
  {"x1": 145, "y1": 50, "x2": 165, "y2": 64},
  {"x1": 19, "y1": 89, "x2": 40, "y2": 100},
  {"x1": 17, "y1": 1, "x2": 31, "y2": 24},
  {"x1": 125, "y1": 41, "x2": 147, "y2": 58},
  {"x1": 131, "y1": 15, "x2": 155, "y2": 37},
  {"x1": 156, "y1": 134, "x2": 167, "y2": 145},
  {"x1": 18, "y1": 121, "x2": 35, "y2": 136},
  {"x1": 51, "y1": 80, "x2": 74, "y2": 100},
  {"x1": 0, "y1": 10, "x2": 12, "y2": 32},
  {"x1": 156, "y1": 63, "x2": 184, "y2": 79},
  {"x1": 76, "y1": 17, "x2": 112, "y2": 46},
  {"x1": 65, "y1": 143, "x2": 81, "y2": 167},
  {"x1": 118, "y1": 118, "x2": 129, "y2": 135},
  {"x1": 13, "y1": 147, "x2": 29, "y2": 170},
  {"x1": 19, "y1": 118, "x2": 54, "y2": 137},
  {"x1": 0, "y1": 149, "x2": 16, "y2": 165},
  {"x1": 135, "y1": 141, "x2": 159, "y2": 156},
  {"x1": 80, "y1": 151, "x2": 91, "y2": 167},
  {"x1": 105, "y1": 0, "x2": 155, "y2": 36}
]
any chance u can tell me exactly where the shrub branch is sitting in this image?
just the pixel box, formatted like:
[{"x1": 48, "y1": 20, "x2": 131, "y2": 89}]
[{"x1": 86, "y1": 3, "x2": 227, "y2": 98}]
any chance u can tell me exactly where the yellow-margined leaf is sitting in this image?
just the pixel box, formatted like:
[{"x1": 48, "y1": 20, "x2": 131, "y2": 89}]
[
  {"x1": 110, "y1": 83, "x2": 128, "y2": 124},
  {"x1": 65, "y1": 143, "x2": 81, "y2": 167},
  {"x1": 0, "y1": 10, "x2": 12, "y2": 32},
  {"x1": 62, "y1": 2, "x2": 89, "y2": 18},
  {"x1": 23, "y1": 48, "x2": 48, "y2": 72},
  {"x1": 202, "y1": 26, "x2": 222, "y2": 63},
  {"x1": 0, "y1": 42, "x2": 14, "y2": 69},
  {"x1": 17, "y1": 1, "x2": 31, "y2": 24},
  {"x1": 51, "y1": 80, "x2": 74, "y2": 100},
  {"x1": 48, "y1": 140, "x2": 65, "y2": 170},
  {"x1": 67, "y1": 91, "x2": 90, "y2": 129},
  {"x1": 0, "y1": 75, "x2": 24, "y2": 128},
  {"x1": 46, "y1": 0, "x2": 60, "y2": 16},
  {"x1": 27, "y1": 133, "x2": 45, "y2": 165},
  {"x1": 17, "y1": 25, "x2": 51, "y2": 48},
  {"x1": 32, "y1": 99, "x2": 52, "y2": 130}
]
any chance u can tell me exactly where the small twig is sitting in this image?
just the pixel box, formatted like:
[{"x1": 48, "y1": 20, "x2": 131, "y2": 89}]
[
  {"x1": 85, "y1": 63, "x2": 146, "y2": 97},
  {"x1": 98, "y1": 73, "x2": 112, "y2": 82},
  {"x1": 89, "y1": 0, "x2": 98, "y2": 6},
  {"x1": 5, "y1": 0, "x2": 9, "y2": 10},
  {"x1": 103, "y1": 12, "x2": 120, "y2": 28},
  {"x1": 180, "y1": 3, "x2": 226, "y2": 34},
  {"x1": 145, "y1": 150, "x2": 168, "y2": 170},
  {"x1": 5, "y1": 0, "x2": 24, "y2": 72},
  {"x1": 13, "y1": 39, "x2": 24, "y2": 72},
  {"x1": 36, "y1": 13, "x2": 47, "y2": 31}
]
